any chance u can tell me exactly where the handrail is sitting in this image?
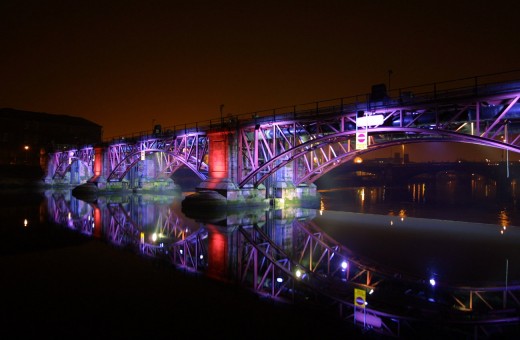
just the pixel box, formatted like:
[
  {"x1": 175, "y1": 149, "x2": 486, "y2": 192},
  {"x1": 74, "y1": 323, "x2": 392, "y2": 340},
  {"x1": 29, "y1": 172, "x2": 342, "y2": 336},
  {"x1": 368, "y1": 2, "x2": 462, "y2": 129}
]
[{"x1": 103, "y1": 69, "x2": 520, "y2": 142}]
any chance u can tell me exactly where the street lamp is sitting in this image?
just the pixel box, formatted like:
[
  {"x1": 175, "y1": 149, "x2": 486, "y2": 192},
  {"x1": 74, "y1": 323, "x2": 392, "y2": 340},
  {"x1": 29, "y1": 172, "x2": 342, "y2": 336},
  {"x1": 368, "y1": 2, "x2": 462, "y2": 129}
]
[
  {"x1": 220, "y1": 104, "x2": 224, "y2": 127},
  {"x1": 24, "y1": 145, "x2": 29, "y2": 163}
]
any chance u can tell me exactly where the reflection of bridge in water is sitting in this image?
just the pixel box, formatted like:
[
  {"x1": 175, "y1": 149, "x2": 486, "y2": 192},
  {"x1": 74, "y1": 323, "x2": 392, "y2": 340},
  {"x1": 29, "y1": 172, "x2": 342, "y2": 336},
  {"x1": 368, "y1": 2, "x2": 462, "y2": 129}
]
[{"x1": 45, "y1": 191, "x2": 520, "y2": 338}]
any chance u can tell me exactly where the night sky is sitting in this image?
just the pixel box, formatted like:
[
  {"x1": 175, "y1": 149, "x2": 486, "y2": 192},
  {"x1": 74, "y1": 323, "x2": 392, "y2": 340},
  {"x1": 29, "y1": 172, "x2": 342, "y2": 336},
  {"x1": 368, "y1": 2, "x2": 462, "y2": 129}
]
[{"x1": 1, "y1": 0, "x2": 519, "y2": 145}]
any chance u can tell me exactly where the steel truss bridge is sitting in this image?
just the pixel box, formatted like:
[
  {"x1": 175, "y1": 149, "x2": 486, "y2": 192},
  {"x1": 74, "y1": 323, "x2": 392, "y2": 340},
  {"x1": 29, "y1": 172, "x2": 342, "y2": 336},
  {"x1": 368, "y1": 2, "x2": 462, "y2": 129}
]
[
  {"x1": 46, "y1": 192, "x2": 520, "y2": 338},
  {"x1": 48, "y1": 70, "x2": 520, "y2": 189}
]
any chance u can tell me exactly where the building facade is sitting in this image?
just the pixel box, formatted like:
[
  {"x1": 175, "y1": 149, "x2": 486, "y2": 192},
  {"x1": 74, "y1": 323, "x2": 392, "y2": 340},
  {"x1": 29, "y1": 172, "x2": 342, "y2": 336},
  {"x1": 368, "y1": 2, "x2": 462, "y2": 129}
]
[{"x1": 0, "y1": 108, "x2": 102, "y2": 167}]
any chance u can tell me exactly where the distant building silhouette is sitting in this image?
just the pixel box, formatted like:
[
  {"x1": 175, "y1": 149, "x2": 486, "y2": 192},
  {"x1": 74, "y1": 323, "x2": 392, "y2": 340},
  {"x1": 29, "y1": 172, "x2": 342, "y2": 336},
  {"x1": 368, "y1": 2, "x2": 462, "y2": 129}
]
[{"x1": 0, "y1": 108, "x2": 102, "y2": 167}]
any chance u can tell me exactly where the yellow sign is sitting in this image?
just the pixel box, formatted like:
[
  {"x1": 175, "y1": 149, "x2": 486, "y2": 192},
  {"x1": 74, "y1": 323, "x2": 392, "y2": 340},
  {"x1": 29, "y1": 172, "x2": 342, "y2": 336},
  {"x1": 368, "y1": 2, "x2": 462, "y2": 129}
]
[
  {"x1": 354, "y1": 288, "x2": 366, "y2": 309},
  {"x1": 356, "y1": 132, "x2": 367, "y2": 150}
]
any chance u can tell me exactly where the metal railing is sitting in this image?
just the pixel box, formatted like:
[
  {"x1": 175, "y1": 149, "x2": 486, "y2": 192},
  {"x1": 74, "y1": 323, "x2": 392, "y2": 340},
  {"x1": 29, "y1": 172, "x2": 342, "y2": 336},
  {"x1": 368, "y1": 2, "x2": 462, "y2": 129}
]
[{"x1": 102, "y1": 69, "x2": 520, "y2": 143}]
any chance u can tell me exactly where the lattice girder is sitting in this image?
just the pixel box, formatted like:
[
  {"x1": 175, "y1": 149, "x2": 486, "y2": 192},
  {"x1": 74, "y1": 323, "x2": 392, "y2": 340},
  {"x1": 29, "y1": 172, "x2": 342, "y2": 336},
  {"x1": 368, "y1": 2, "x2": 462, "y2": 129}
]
[
  {"x1": 107, "y1": 134, "x2": 209, "y2": 182},
  {"x1": 238, "y1": 125, "x2": 520, "y2": 187},
  {"x1": 51, "y1": 147, "x2": 94, "y2": 179}
]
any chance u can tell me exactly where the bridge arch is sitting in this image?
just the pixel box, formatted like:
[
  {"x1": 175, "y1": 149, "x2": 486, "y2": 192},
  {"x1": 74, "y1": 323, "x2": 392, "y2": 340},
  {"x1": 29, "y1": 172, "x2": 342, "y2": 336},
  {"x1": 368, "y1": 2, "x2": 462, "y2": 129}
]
[
  {"x1": 239, "y1": 127, "x2": 520, "y2": 188},
  {"x1": 107, "y1": 148, "x2": 208, "y2": 182},
  {"x1": 104, "y1": 133, "x2": 209, "y2": 184},
  {"x1": 50, "y1": 148, "x2": 94, "y2": 184}
]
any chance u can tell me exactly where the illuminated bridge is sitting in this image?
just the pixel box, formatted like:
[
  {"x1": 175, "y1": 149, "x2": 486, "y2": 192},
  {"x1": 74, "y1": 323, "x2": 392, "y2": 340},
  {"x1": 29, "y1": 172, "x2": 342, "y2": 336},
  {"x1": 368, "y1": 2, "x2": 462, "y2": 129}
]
[{"x1": 45, "y1": 70, "x2": 520, "y2": 206}]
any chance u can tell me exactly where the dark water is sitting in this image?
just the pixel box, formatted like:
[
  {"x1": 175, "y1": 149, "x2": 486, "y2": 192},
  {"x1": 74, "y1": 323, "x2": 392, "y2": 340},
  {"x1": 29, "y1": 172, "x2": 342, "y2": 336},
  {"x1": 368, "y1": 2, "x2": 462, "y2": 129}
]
[
  {"x1": 4, "y1": 173, "x2": 520, "y2": 338},
  {"x1": 315, "y1": 176, "x2": 520, "y2": 286},
  {"x1": 317, "y1": 177, "x2": 520, "y2": 226},
  {"x1": 4, "y1": 175, "x2": 520, "y2": 284}
]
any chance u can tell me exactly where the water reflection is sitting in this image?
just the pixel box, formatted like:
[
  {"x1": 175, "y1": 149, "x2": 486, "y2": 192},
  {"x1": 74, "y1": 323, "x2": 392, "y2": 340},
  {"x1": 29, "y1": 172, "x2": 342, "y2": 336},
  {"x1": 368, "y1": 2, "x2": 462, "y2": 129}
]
[
  {"x1": 45, "y1": 190, "x2": 201, "y2": 258},
  {"x1": 44, "y1": 189, "x2": 520, "y2": 285},
  {"x1": 43, "y1": 189, "x2": 520, "y2": 337},
  {"x1": 409, "y1": 183, "x2": 426, "y2": 203},
  {"x1": 319, "y1": 176, "x2": 520, "y2": 226}
]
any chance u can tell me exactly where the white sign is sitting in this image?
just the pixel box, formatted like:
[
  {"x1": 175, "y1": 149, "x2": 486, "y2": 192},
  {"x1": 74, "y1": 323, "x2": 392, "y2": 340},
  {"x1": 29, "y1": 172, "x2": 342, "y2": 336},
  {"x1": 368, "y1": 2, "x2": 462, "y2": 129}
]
[{"x1": 356, "y1": 114, "x2": 384, "y2": 127}]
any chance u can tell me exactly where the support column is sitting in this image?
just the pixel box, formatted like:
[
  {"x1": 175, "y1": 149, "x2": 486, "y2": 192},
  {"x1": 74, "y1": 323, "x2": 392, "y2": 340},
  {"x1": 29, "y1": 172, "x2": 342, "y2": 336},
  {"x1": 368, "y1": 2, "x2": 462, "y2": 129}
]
[
  {"x1": 196, "y1": 130, "x2": 240, "y2": 197},
  {"x1": 183, "y1": 129, "x2": 269, "y2": 212},
  {"x1": 91, "y1": 146, "x2": 107, "y2": 189}
]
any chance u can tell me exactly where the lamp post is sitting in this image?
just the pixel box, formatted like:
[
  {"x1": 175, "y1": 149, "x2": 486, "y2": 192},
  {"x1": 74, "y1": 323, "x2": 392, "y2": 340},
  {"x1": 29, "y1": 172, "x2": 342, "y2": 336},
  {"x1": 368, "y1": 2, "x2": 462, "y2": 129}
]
[
  {"x1": 219, "y1": 104, "x2": 224, "y2": 127},
  {"x1": 24, "y1": 145, "x2": 29, "y2": 164}
]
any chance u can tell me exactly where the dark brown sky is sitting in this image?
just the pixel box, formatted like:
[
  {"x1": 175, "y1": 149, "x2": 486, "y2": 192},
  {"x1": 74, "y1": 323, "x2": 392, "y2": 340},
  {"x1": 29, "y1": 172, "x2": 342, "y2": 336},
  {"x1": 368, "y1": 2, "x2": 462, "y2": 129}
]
[{"x1": 1, "y1": 1, "x2": 519, "y2": 140}]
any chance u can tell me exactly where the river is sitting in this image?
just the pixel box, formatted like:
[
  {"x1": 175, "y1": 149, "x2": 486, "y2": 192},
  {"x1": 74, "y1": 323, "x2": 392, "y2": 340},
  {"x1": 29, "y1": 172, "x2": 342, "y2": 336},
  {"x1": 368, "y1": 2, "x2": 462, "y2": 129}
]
[{"x1": 3, "y1": 170, "x2": 520, "y2": 338}]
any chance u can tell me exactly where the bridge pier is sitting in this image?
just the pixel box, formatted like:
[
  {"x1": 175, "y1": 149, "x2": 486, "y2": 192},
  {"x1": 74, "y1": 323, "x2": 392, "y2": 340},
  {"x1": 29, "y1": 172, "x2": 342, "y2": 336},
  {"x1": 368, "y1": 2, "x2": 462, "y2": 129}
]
[
  {"x1": 271, "y1": 181, "x2": 319, "y2": 208},
  {"x1": 184, "y1": 129, "x2": 320, "y2": 212},
  {"x1": 184, "y1": 130, "x2": 269, "y2": 210}
]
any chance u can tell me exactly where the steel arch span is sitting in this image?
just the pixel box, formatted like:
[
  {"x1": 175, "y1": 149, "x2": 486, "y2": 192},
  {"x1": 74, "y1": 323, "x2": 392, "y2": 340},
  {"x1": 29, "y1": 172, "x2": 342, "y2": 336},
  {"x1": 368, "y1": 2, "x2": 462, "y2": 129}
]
[
  {"x1": 238, "y1": 126, "x2": 520, "y2": 188},
  {"x1": 50, "y1": 147, "x2": 94, "y2": 179},
  {"x1": 106, "y1": 134, "x2": 209, "y2": 182}
]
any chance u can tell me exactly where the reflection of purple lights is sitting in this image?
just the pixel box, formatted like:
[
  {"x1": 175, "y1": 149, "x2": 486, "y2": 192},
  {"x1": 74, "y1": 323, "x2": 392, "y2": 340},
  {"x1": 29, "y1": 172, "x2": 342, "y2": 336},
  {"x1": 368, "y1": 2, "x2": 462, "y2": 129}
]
[{"x1": 429, "y1": 278, "x2": 436, "y2": 287}]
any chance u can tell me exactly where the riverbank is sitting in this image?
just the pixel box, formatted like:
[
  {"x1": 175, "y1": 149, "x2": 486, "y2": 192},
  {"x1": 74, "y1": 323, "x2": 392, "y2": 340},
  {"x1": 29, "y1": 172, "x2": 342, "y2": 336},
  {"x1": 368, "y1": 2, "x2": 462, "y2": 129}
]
[
  {"x1": 0, "y1": 164, "x2": 44, "y2": 187},
  {"x1": 0, "y1": 229, "x2": 369, "y2": 339}
]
